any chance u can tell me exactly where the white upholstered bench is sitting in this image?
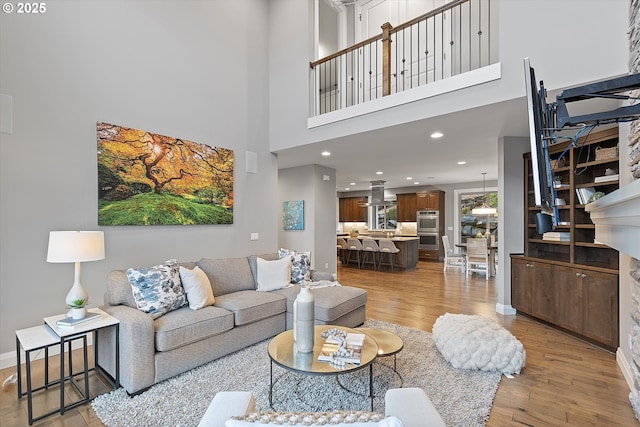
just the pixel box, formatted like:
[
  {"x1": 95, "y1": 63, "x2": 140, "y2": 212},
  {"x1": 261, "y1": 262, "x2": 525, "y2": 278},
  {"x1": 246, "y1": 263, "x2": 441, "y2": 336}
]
[{"x1": 198, "y1": 388, "x2": 446, "y2": 427}]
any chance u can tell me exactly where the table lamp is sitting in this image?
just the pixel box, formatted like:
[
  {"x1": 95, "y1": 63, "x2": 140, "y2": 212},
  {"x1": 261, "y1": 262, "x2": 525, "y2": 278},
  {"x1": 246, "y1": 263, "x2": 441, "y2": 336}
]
[{"x1": 47, "y1": 231, "x2": 105, "y2": 313}]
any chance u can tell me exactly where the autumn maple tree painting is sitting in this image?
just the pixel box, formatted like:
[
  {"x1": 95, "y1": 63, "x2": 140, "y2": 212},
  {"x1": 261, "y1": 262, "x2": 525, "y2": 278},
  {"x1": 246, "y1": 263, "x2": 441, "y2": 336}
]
[{"x1": 97, "y1": 122, "x2": 234, "y2": 225}]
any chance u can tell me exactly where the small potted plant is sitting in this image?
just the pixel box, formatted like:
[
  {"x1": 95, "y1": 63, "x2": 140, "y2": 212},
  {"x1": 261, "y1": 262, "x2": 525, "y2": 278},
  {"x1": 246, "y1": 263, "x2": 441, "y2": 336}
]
[{"x1": 68, "y1": 298, "x2": 89, "y2": 319}]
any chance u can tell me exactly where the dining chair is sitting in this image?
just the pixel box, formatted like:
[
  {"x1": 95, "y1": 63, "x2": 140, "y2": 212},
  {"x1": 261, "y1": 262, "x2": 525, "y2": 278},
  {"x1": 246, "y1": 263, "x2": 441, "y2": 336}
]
[
  {"x1": 378, "y1": 239, "x2": 400, "y2": 272},
  {"x1": 466, "y1": 238, "x2": 489, "y2": 280},
  {"x1": 346, "y1": 238, "x2": 364, "y2": 268},
  {"x1": 360, "y1": 238, "x2": 380, "y2": 270},
  {"x1": 442, "y1": 235, "x2": 466, "y2": 273}
]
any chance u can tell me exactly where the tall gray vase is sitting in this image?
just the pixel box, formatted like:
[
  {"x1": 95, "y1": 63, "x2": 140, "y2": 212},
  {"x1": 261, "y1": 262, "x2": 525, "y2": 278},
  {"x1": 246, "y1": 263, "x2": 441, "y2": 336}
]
[{"x1": 293, "y1": 285, "x2": 315, "y2": 353}]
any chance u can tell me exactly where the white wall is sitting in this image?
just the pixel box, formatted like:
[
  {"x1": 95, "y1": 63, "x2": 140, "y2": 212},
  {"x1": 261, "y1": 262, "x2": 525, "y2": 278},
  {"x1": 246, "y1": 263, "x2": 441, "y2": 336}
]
[
  {"x1": 279, "y1": 165, "x2": 337, "y2": 274},
  {"x1": 0, "y1": 1, "x2": 278, "y2": 357},
  {"x1": 269, "y1": 0, "x2": 628, "y2": 151}
]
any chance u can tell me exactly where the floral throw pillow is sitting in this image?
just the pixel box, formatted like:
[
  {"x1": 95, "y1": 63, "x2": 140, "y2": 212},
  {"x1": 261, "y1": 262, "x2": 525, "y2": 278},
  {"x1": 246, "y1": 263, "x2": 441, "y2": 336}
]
[
  {"x1": 127, "y1": 259, "x2": 187, "y2": 319},
  {"x1": 278, "y1": 248, "x2": 311, "y2": 284}
]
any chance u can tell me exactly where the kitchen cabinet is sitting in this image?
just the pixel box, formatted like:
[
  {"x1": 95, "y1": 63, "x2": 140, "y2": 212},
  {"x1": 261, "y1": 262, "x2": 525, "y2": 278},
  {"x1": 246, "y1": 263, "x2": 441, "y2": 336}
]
[
  {"x1": 396, "y1": 193, "x2": 417, "y2": 222},
  {"x1": 418, "y1": 249, "x2": 439, "y2": 261},
  {"x1": 417, "y1": 191, "x2": 443, "y2": 210},
  {"x1": 510, "y1": 255, "x2": 619, "y2": 350},
  {"x1": 338, "y1": 197, "x2": 367, "y2": 222}
]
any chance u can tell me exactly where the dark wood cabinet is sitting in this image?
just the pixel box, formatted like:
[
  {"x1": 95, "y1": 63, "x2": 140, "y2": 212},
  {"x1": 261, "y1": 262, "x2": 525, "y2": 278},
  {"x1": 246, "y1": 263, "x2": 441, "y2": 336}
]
[
  {"x1": 418, "y1": 249, "x2": 439, "y2": 261},
  {"x1": 511, "y1": 258, "x2": 532, "y2": 313},
  {"x1": 338, "y1": 197, "x2": 367, "y2": 222},
  {"x1": 416, "y1": 191, "x2": 443, "y2": 210},
  {"x1": 581, "y1": 269, "x2": 618, "y2": 347},
  {"x1": 396, "y1": 193, "x2": 417, "y2": 222},
  {"x1": 530, "y1": 262, "x2": 554, "y2": 323},
  {"x1": 513, "y1": 127, "x2": 619, "y2": 350},
  {"x1": 511, "y1": 255, "x2": 619, "y2": 349},
  {"x1": 553, "y1": 265, "x2": 583, "y2": 333}
]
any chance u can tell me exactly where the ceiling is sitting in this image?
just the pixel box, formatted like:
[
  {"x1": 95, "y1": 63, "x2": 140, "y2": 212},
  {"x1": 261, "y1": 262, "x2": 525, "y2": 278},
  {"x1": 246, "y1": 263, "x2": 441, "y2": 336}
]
[
  {"x1": 275, "y1": 97, "x2": 529, "y2": 192},
  {"x1": 274, "y1": 94, "x2": 621, "y2": 192}
]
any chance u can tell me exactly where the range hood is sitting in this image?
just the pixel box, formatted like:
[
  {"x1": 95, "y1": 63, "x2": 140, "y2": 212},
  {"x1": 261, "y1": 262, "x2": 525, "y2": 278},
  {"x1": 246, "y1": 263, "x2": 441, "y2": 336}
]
[{"x1": 366, "y1": 180, "x2": 396, "y2": 207}]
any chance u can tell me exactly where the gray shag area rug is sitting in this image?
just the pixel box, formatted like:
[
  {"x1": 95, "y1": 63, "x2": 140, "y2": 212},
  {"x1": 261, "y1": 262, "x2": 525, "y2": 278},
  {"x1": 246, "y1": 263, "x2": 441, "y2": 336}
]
[{"x1": 92, "y1": 320, "x2": 501, "y2": 426}]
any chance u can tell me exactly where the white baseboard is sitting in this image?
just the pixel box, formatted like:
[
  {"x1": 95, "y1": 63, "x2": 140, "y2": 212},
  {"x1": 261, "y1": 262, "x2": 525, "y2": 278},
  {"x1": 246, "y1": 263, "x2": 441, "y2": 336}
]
[
  {"x1": 495, "y1": 303, "x2": 516, "y2": 315},
  {"x1": 618, "y1": 347, "x2": 635, "y2": 392},
  {"x1": 0, "y1": 336, "x2": 94, "y2": 371}
]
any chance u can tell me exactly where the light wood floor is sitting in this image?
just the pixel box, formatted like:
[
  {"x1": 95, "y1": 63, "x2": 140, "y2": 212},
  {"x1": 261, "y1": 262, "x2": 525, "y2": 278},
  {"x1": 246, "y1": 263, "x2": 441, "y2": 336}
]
[{"x1": 1, "y1": 260, "x2": 637, "y2": 426}]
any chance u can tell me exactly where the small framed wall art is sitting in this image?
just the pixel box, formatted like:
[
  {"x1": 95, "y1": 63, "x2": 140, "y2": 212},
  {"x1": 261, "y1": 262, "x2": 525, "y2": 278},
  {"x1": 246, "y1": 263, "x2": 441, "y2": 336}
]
[{"x1": 283, "y1": 200, "x2": 304, "y2": 230}]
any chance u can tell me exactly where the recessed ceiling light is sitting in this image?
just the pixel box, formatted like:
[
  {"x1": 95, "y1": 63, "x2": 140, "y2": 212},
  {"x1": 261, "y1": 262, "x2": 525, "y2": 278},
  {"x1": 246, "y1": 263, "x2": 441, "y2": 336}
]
[
  {"x1": 376, "y1": 171, "x2": 383, "y2": 175},
  {"x1": 406, "y1": 177, "x2": 412, "y2": 180},
  {"x1": 430, "y1": 132, "x2": 444, "y2": 139},
  {"x1": 321, "y1": 151, "x2": 331, "y2": 156},
  {"x1": 344, "y1": 187, "x2": 350, "y2": 191},
  {"x1": 413, "y1": 181, "x2": 420, "y2": 185},
  {"x1": 457, "y1": 161, "x2": 467, "y2": 165},
  {"x1": 350, "y1": 182, "x2": 356, "y2": 186}
]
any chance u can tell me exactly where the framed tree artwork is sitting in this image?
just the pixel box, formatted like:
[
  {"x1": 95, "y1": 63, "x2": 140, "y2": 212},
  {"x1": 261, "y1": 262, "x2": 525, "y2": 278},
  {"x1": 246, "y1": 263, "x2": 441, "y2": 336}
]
[{"x1": 97, "y1": 122, "x2": 234, "y2": 225}]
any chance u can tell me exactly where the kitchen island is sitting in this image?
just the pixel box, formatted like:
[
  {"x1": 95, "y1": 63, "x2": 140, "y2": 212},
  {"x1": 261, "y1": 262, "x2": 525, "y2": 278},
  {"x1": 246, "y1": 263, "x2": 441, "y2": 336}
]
[{"x1": 338, "y1": 235, "x2": 419, "y2": 271}]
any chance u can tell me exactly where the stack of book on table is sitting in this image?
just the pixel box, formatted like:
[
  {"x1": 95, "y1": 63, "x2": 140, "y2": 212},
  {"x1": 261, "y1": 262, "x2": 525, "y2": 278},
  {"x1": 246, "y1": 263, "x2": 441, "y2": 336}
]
[
  {"x1": 318, "y1": 332, "x2": 364, "y2": 365},
  {"x1": 55, "y1": 312, "x2": 102, "y2": 330},
  {"x1": 543, "y1": 232, "x2": 570, "y2": 242}
]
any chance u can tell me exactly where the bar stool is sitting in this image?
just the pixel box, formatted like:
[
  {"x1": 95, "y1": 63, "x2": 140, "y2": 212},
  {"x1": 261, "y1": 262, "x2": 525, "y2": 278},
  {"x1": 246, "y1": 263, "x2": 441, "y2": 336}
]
[
  {"x1": 337, "y1": 238, "x2": 349, "y2": 265},
  {"x1": 378, "y1": 239, "x2": 400, "y2": 272},
  {"x1": 346, "y1": 238, "x2": 364, "y2": 268},
  {"x1": 360, "y1": 238, "x2": 380, "y2": 270}
]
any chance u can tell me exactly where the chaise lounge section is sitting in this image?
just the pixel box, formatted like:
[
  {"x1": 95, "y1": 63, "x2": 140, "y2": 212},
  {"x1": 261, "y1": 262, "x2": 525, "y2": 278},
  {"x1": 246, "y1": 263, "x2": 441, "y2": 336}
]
[{"x1": 97, "y1": 254, "x2": 367, "y2": 395}]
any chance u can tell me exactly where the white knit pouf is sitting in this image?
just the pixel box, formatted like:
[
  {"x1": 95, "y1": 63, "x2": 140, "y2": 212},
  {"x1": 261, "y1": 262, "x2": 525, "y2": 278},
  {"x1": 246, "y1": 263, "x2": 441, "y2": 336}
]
[{"x1": 432, "y1": 313, "x2": 525, "y2": 374}]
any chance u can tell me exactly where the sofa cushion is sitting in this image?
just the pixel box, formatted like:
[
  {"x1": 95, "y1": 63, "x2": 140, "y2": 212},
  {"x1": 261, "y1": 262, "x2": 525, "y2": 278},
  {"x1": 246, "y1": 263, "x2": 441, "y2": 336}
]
[
  {"x1": 256, "y1": 257, "x2": 291, "y2": 292},
  {"x1": 214, "y1": 290, "x2": 287, "y2": 326},
  {"x1": 127, "y1": 259, "x2": 187, "y2": 319},
  {"x1": 226, "y1": 411, "x2": 402, "y2": 427},
  {"x1": 105, "y1": 270, "x2": 138, "y2": 308},
  {"x1": 272, "y1": 285, "x2": 367, "y2": 323},
  {"x1": 154, "y1": 305, "x2": 234, "y2": 352},
  {"x1": 197, "y1": 257, "x2": 256, "y2": 296}
]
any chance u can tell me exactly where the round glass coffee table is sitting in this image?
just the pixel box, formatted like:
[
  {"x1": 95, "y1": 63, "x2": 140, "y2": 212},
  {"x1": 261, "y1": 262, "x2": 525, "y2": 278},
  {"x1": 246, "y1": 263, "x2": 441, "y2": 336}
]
[
  {"x1": 358, "y1": 327, "x2": 404, "y2": 386},
  {"x1": 267, "y1": 325, "x2": 379, "y2": 410}
]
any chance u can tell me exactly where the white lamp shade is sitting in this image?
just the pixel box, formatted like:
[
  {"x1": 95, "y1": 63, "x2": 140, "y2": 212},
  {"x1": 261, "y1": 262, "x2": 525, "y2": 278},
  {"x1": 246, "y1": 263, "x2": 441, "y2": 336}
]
[
  {"x1": 47, "y1": 231, "x2": 105, "y2": 263},
  {"x1": 472, "y1": 206, "x2": 497, "y2": 215}
]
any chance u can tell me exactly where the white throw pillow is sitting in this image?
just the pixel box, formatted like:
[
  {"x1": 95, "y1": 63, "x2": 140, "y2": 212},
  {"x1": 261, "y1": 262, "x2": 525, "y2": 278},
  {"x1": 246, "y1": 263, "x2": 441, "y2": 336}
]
[
  {"x1": 256, "y1": 257, "x2": 291, "y2": 291},
  {"x1": 179, "y1": 266, "x2": 215, "y2": 310}
]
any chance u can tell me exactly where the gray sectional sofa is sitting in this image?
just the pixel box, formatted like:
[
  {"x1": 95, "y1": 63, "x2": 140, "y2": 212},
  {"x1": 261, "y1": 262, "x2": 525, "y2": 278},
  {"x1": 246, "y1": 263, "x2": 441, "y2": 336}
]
[{"x1": 97, "y1": 254, "x2": 367, "y2": 395}]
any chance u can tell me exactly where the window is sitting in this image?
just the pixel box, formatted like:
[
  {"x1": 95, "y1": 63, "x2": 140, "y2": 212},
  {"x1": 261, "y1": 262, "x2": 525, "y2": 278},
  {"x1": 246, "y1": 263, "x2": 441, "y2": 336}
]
[
  {"x1": 372, "y1": 205, "x2": 397, "y2": 230},
  {"x1": 454, "y1": 188, "x2": 498, "y2": 244}
]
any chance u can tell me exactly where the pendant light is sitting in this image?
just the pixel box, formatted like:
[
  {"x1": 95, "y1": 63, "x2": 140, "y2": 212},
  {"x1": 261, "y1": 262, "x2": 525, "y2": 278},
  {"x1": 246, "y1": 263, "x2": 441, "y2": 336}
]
[{"x1": 472, "y1": 173, "x2": 497, "y2": 215}]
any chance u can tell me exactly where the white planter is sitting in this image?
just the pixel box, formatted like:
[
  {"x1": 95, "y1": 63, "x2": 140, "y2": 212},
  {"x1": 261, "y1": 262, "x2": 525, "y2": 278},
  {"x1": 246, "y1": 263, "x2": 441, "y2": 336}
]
[{"x1": 71, "y1": 307, "x2": 87, "y2": 319}]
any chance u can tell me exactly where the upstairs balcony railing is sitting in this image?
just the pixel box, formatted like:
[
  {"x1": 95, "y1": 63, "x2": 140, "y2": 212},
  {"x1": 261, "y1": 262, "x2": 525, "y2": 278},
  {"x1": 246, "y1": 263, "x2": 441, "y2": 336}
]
[{"x1": 310, "y1": 0, "x2": 498, "y2": 117}]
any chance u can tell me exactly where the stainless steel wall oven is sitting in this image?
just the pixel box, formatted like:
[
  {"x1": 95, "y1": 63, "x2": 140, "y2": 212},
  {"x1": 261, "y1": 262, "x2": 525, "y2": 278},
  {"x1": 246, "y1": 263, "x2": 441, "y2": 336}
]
[{"x1": 417, "y1": 210, "x2": 440, "y2": 251}]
